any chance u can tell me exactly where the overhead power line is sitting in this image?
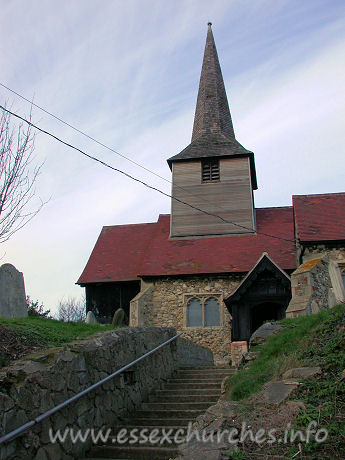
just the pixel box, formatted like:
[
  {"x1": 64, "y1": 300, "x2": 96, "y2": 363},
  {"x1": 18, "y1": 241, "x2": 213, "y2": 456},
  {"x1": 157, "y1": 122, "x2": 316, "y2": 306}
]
[
  {"x1": 0, "y1": 81, "x2": 250, "y2": 219},
  {"x1": 0, "y1": 104, "x2": 296, "y2": 243},
  {"x1": 0, "y1": 82, "x2": 173, "y2": 184}
]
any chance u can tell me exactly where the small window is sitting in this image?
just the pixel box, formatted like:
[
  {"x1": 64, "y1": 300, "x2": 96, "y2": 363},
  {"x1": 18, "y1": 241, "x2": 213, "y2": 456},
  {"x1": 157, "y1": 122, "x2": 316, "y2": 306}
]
[
  {"x1": 204, "y1": 297, "x2": 220, "y2": 326},
  {"x1": 202, "y1": 159, "x2": 220, "y2": 182},
  {"x1": 187, "y1": 298, "x2": 202, "y2": 327}
]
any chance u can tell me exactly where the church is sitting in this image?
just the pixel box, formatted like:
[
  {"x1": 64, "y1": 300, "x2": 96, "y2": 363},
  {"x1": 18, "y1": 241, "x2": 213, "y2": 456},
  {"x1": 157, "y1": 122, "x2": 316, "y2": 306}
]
[{"x1": 77, "y1": 24, "x2": 345, "y2": 361}]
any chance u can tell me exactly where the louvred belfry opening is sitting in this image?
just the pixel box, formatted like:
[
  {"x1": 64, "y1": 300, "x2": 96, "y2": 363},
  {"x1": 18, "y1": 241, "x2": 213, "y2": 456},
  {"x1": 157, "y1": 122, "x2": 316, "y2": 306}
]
[{"x1": 202, "y1": 159, "x2": 220, "y2": 182}]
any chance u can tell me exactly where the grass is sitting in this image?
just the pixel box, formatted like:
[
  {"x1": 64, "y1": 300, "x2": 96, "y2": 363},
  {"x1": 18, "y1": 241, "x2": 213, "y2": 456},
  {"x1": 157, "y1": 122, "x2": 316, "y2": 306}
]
[
  {"x1": 291, "y1": 305, "x2": 345, "y2": 457},
  {"x1": 225, "y1": 304, "x2": 345, "y2": 401},
  {"x1": 224, "y1": 303, "x2": 345, "y2": 459},
  {"x1": 0, "y1": 316, "x2": 118, "y2": 368},
  {"x1": 0, "y1": 316, "x2": 115, "y2": 343}
]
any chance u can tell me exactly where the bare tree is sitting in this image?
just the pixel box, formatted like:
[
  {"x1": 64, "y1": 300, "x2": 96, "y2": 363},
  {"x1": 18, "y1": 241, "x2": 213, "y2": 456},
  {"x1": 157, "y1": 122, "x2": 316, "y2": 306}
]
[
  {"x1": 57, "y1": 296, "x2": 86, "y2": 322},
  {"x1": 0, "y1": 104, "x2": 43, "y2": 242}
]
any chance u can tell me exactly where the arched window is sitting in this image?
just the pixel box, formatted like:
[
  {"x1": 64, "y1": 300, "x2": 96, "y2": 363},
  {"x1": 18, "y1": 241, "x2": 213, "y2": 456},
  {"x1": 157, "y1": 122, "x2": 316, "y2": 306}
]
[
  {"x1": 204, "y1": 297, "x2": 220, "y2": 326},
  {"x1": 187, "y1": 298, "x2": 202, "y2": 327}
]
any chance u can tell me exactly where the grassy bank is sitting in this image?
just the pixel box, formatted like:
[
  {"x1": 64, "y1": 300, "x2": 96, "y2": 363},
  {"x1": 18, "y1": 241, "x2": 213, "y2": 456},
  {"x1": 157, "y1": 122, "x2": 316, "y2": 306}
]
[
  {"x1": 225, "y1": 303, "x2": 345, "y2": 458},
  {"x1": 225, "y1": 307, "x2": 337, "y2": 401},
  {"x1": 0, "y1": 317, "x2": 116, "y2": 368}
]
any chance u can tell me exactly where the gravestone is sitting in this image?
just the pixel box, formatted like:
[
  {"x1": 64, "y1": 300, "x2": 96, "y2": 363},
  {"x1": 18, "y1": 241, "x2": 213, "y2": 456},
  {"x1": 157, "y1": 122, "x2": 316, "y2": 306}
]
[
  {"x1": 0, "y1": 263, "x2": 27, "y2": 318},
  {"x1": 85, "y1": 311, "x2": 97, "y2": 324}
]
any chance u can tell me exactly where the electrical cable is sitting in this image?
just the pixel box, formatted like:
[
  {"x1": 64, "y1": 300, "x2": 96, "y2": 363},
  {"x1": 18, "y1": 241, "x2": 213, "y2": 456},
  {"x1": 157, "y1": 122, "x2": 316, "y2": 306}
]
[
  {"x1": 0, "y1": 104, "x2": 296, "y2": 243},
  {"x1": 0, "y1": 81, "x2": 255, "y2": 219}
]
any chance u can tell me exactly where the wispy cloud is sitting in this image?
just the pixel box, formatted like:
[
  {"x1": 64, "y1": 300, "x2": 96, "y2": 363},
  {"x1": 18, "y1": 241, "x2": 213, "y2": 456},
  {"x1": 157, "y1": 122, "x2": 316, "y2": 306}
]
[{"x1": 0, "y1": 0, "x2": 344, "y2": 311}]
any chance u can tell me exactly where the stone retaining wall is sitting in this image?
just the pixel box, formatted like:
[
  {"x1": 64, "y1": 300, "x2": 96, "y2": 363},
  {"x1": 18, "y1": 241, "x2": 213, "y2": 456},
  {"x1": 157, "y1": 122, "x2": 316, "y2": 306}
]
[{"x1": 0, "y1": 327, "x2": 178, "y2": 460}]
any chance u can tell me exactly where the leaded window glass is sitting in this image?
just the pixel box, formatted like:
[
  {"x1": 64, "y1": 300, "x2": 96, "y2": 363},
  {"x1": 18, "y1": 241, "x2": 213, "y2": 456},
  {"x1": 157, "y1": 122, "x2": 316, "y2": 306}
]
[
  {"x1": 204, "y1": 297, "x2": 220, "y2": 326},
  {"x1": 187, "y1": 298, "x2": 202, "y2": 327}
]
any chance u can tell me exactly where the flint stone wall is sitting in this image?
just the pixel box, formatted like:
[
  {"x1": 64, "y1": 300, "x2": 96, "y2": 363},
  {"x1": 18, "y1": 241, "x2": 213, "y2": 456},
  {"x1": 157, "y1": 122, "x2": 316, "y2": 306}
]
[
  {"x1": 131, "y1": 275, "x2": 243, "y2": 362},
  {"x1": 0, "y1": 327, "x2": 178, "y2": 460},
  {"x1": 0, "y1": 264, "x2": 27, "y2": 319},
  {"x1": 302, "y1": 244, "x2": 345, "y2": 306}
]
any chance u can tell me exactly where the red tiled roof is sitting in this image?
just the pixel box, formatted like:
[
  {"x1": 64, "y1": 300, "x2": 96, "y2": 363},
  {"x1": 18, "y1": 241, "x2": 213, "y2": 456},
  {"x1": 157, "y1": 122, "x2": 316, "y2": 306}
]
[
  {"x1": 77, "y1": 222, "x2": 156, "y2": 284},
  {"x1": 77, "y1": 207, "x2": 297, "y2": 284},
  {"x1": 293, "y1": 193, "x2": 345, "y2": 242}
]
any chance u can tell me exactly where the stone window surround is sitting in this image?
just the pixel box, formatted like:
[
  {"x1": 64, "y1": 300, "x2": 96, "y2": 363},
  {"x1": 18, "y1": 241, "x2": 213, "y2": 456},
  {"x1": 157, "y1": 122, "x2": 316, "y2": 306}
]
[{"x1": 183, "y1": 292, "x2": 225, "y2": 328}]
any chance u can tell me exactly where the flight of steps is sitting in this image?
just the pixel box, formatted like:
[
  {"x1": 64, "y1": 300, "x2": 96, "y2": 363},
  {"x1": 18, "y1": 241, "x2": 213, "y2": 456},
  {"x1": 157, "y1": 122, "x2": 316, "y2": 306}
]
[{"x1": 85, "y1": 366, "x2": 236, "y2": 460}]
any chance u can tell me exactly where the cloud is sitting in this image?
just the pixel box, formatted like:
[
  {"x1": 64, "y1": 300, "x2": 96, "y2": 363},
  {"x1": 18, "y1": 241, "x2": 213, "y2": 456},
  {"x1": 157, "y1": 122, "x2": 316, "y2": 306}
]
[{"x1": 0, "y1": 1, "x2": 344, "y2": 311}]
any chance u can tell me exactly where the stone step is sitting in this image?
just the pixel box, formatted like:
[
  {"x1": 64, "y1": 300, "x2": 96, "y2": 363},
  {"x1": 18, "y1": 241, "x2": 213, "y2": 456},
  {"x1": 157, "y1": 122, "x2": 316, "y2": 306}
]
[
  {"x1": 154, "y1": 388, "x2": 220, "y2": 396},
  {"x1": 175, "y1": 372, "x2": 234, "y2": 379},
  {"x1": 103, "y1": 425, "x2": 188, "y2": 437},
  {"x1": 179, "y1": 366, "x2": 234, "y2": 370},
  {"x1": 122, "y1": 418, "x2": 192, "y2": 427},
  {"x1": 93, "y1": 433, "x2": 185, "y2": 448},
  {"x1": 149, "y1": 393, "x2": 219, "y2": 403},
  {"x1": 168, "y1": 378, "x2": 225, "y2": 384},
  {"x1": 88, "y1": 446, "x2": 178, "y2": 459},
  {"x1": 141, "y1": 401, "x2": 211, "y2": 411},
  {"x1": 175, "y1": 370, "x2": 235, "y2": 377},
  {"x1": 85, "y1": 367, "x2": 223, "y2": 459},
  {"x1": 90, "y1": 425, "x2": 189, "y2": 451},
  {"x1": 131, "y1": 409, "x2": 204, "y2": 419},
  {"x1": 100, "y1": 429, "x2": 189, "y2": 447},
  {"x1": 164, "y1": 382, "x2": 221, "y2": 390}
]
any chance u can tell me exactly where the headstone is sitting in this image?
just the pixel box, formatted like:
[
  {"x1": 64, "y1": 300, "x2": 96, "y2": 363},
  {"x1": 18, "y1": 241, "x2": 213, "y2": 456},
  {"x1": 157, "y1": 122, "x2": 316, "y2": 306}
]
[
  {"x1": 111, "y1": 308, "x2": 125, "y2": 327},
  {"x1": 0, "y1": 263, "x2": 27, "y2": 318},
  {"x1": 85, "y1": 311, "x2": 97, "y2": 324}
]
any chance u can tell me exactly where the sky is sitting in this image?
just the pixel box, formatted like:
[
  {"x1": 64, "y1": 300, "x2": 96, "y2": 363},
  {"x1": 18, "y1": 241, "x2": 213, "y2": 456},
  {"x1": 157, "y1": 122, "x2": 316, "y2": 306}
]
[{"x1": 0, "y1": 0, "x2": 344, "y2": 314}]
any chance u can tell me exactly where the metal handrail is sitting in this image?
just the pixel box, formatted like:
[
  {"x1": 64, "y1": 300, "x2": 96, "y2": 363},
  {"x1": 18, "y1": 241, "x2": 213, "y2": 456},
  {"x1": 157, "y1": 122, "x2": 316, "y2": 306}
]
[{"x1": 0, "y1": 331, "x2": 182, "y2": 445}]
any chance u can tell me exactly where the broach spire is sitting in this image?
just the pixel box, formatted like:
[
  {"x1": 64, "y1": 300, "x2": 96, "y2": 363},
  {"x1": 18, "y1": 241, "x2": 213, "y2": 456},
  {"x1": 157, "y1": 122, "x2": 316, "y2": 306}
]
[{"x1": 192, "y1": 22, "x2": 235, "y2": 141}]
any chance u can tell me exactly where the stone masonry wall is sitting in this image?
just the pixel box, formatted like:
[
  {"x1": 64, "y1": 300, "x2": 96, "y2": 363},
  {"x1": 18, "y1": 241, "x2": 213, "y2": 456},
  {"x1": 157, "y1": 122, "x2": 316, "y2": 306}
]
[
  {"x1": 129, "y1": 284, "x2": 154, "y2": 327},
  {"x1": 138, "y1": 275, "x2": 243, "y2": 362},
  {"x1": 0, "y1": 327, "x2": 178, "y2": 460},
  {"x1": 286, "y1": 258, "x2": 332, "y2": 318},
  {"x1": 302, "y1": 244, "x2": 345, "y2": 264}
]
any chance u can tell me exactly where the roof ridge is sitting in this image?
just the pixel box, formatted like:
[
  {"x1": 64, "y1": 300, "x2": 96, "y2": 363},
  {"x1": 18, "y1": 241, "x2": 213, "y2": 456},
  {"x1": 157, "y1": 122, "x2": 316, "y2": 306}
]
[
  {"x1": 256, "y1": 206, "x2": 293, "y2": 210},
  {"x1": 102, "y1": 221, "x2": 157, "y2": 229},
  {"x1": 293, "y1": 192, "x2": 345, "y2": 198}
]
